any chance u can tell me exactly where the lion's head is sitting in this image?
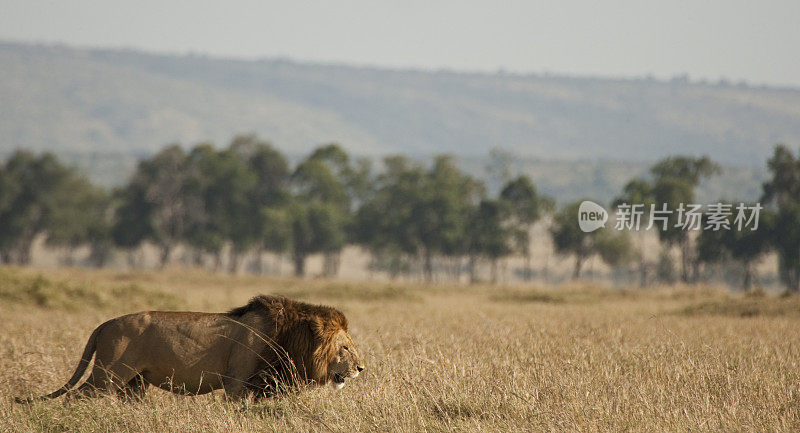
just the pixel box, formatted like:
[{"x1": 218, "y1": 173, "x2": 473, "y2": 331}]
[
  {"x1": 308, "y1": 308, "x2": 365, "y2": 390},
  {"x1": 326, "y1": 329, "x2": 365, "y2": 389},
  {"x1": 229, "y1": 295, "x2": 366, "y2": 392}
]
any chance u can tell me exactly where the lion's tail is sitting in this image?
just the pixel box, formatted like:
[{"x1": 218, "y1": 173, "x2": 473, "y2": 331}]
[{"x1": 15, "y1": 321, "x2": 108, "y2": 404}]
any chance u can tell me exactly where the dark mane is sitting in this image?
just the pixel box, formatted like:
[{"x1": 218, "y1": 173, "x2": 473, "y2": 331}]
[
  {"x1": 225, "y1": 296, "x2": 268, "y2": 317},
  {"x1": 225, "y1": 294, "x2": 348, "y2": 331}
]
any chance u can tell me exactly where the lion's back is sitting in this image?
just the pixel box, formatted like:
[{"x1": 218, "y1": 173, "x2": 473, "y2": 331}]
[{"x1": 95, "y1": 311, "x2": 238, "y2": 380}]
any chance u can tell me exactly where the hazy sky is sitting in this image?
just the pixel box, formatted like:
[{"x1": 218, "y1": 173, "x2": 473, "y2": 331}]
[{"x1": 2, "y1": 0, "x2": 799, "y2": 87}]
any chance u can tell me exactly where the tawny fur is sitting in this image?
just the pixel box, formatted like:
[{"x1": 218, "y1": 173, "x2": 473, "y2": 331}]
[{"x1": 16, "y1": 295, "x2": 364, "y2": 402}]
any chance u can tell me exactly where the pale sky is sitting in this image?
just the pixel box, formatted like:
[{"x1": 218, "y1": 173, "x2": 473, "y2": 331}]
[{"x1": 1, "y1": 0, "x2": 799, "y2": 87}]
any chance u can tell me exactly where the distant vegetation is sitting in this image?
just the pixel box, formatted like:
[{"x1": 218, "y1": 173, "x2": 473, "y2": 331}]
[{"x1": 1, "y1": 135, "x2": 799, "y2": 292}]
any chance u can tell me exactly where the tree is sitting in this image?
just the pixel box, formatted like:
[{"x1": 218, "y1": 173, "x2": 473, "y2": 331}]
[
  {"x1": 0, "y1": 151, "x2": 98, "y2": 265},
  {"x1": 761, "y1": 145, "x2": 800, "y2": 208},
  {"x1": 467, "y1": 199, "x2": 512, "y2": 283},
  {"x1": 181, "y1": 144, "x2": 221, "y2": 267},
  {"x1": 289, "y1": 144, "x2": 353, "y2": 277},
  {"x1": 230, "y1": 135, "x2": 291, "y2": 273},
  {"x1": 215, "y1": 149, "x2": 258, "y2": 273},
  {"x1": 260, "y1": 205, "x2": 293, "y2": 274},
  {"x1": 352, "y1": 156, "x2": 426, "y2": 279},
  {"x1": 595, "y1": 232, "x2": 634, "y2": 270},
  {"x1": 415, "y1": 156, "x2": 483, "y2": 283},
  {"x1": 45, "y1": 175, "x2": 111, "y2": 266},
  {"x1": 697, "y1": 206, "x2": 773, "y2": 290},
  {"x1": 499, "y1": 176, "x2": 554, "y2": 280},
  {"x1": 761, "y1": 144, "x2": 800, "y2": 292},
  {"x1": 774, "y1": 204, "x2": 800, "y2": 292},
  {"x1": 111, "y1": 180, "x2": 153, "y2": 268},
  {"x1": 613, "y1": 178, "x2": 656, "y2": 287},
  {"x1": 353, "y1": 155, "x2": 482, "y2": 283},
  {"x1": 287, "y1": 201, "x2": 347, "y2": 277},
  {"x1": 550, "y1": 200, "x2": 632, "y2": 279},
  {"x1": 113, "y1": 145, "x2": 196, "y2": 268},
  {"x1": 633, "y1": 156, "x2": 720, "y2": 283}
]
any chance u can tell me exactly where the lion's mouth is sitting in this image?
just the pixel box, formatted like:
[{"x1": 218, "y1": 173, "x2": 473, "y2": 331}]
[{"x1": 333, "y1": 373, "x2": 346, "y2": 384}]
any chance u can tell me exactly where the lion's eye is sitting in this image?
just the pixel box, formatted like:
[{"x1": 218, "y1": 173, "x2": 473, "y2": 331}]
[{"x1": 343, "y1": 346, "x2": 350, "y2": 351}]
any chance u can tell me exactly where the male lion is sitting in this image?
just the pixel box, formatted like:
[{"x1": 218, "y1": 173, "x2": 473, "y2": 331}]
[{"x1": 16, "y1": 295, "x2": 364, "y2": 402}]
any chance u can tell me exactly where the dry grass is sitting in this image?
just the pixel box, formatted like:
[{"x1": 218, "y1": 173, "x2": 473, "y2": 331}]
[{"x1": 1, "y1": 266, "x2": 799, "y2": 432}]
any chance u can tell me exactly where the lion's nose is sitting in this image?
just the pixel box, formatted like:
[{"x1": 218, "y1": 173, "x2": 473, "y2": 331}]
[{"x1": 357, "y1": 365, "x2": 365, "y2": 372}]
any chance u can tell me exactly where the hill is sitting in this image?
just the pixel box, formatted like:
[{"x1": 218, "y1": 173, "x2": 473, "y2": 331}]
[{"x1": 0, "y1": 42, "x2": 791, "y2": 200}]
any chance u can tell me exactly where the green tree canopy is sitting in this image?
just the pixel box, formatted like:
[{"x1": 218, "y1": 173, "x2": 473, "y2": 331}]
[
  {"x1": 288, "y1": 144, "x2": 357, "y2": 276},
  {"x1": 112, "y1": 144, "x2": 196, "y2": 267},
  {"x1": 0, "y1": 150, "x2": 102, "y2": 264}
]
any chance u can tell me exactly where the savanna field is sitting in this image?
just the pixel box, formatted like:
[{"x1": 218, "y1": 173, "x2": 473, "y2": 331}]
[{"x1": 1, "y1": 267, "x2": 799, "y2": 432}]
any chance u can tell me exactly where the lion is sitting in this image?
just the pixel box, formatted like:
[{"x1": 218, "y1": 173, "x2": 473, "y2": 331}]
[{"x1": 16, "y1": 295, "x2": 364, "y2": 402}]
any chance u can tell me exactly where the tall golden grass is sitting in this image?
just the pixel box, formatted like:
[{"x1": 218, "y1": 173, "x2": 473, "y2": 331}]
[{"x1": 1, "y1": 266, "x2": 799, "y2": 432}]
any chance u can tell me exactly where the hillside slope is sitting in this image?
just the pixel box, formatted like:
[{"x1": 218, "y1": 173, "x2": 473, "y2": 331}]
[{"x1": 2, "y1": 42, "x2": 799, "y2": 168}]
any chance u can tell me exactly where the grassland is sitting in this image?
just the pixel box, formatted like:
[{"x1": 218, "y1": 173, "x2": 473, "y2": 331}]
[{"x1": 1, "y1": 266, "x2": 799, "y2": 432}]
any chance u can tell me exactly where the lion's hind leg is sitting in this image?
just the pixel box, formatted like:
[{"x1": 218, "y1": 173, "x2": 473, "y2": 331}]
[
  {"x1": 69, "y1": 362, "x2": 142, "y2": 400},
  {"x1": 117, "y1": 374, "x2": 148, "y2": 401}
]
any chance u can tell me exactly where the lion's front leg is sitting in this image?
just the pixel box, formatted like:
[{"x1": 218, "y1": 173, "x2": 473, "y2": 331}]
[
  {"x1": 221, "y1": 340, "x2": 264, "y2": 400},
  {"x1": 220, "y1": 378, "x2": 248, "y2": 400}
]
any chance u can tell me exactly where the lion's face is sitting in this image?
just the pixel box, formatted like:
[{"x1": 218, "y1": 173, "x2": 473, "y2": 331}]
[{"x1": 327, "y1": 329, "x2": 365, "y2": 390}]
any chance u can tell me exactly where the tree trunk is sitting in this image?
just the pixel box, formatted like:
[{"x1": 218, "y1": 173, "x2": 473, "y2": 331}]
[
  {"x1": 159, "y1": 244, "x2": 172, "y2": 269},
  {"x1": 62, "y1": 246, "x2": 76, "y2": 267},
  {"x1": 742, "y1": 261, "x2": 753, "y2": 291},
  {"x1": 795, "y1": 270, "x2": 800, "y2": 293},
  {"x1": 387, "y1": 256, "x2": 400, "y2": 280},
  {"x1": 573, "y1": 255, "x2": 584, "y2": 279},
  {"x1": 323, "y1": 252, "x2": 341, "y2": 277},
  {"x1": 543, "y1": 255, "x2": 549, "y2": 284},
  {"x1": 126, "y1": 251, "x2": 135, "y2": 269},
  {"x1": 323, "y1": 253, "x2": 331, "y2": 276},
  {"x1": 524, "y1": 251, "x2": 532, "y2": 281},
  {"x1": 638, "y1": 230, "x2": 647, "y2": 288},
  {"x1": 213, "y1": 251, "x2": 222, "y2": 272},
  {"x1": 89, "y1": 243, "x2": 111, "y2": 268},
  {"x1": 469, "y1": 254, "x2": 478, "y2": 284},
  {"x1": 17, "y1": 235, "x2": 34, "y2": 265},
  {"x1": 639, "y1": 256, "x2": 647, "y2": 288},
  {"x1": 333, "y1": 252, "x2": 340, "y2": 275},
  {"x1": 490, "y1": 258, "x2": 498, "y2": 284},
  {"x1": 253, "y1": 248, "x2": 264, "y2": 275},
  {"x1": 229, "y1": 250, "x2": 240, "y2": 274},
  {"x1": 423, "y1": 249, "x2": 433, "y2": 283},
  {"x1": 192, "y1": 249, "x2": 204, "y2": 267},
  {"x1": 294, "y1": 252, "x2": 306, "y2": 277},
  {"x1": 679, "y1": 238, "x2": 690, "y2": 283}
]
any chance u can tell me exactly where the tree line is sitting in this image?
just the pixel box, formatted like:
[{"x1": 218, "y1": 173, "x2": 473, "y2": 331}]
[{"x1": 1, "y1": 135, "x2": 799, "y2": 292}]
